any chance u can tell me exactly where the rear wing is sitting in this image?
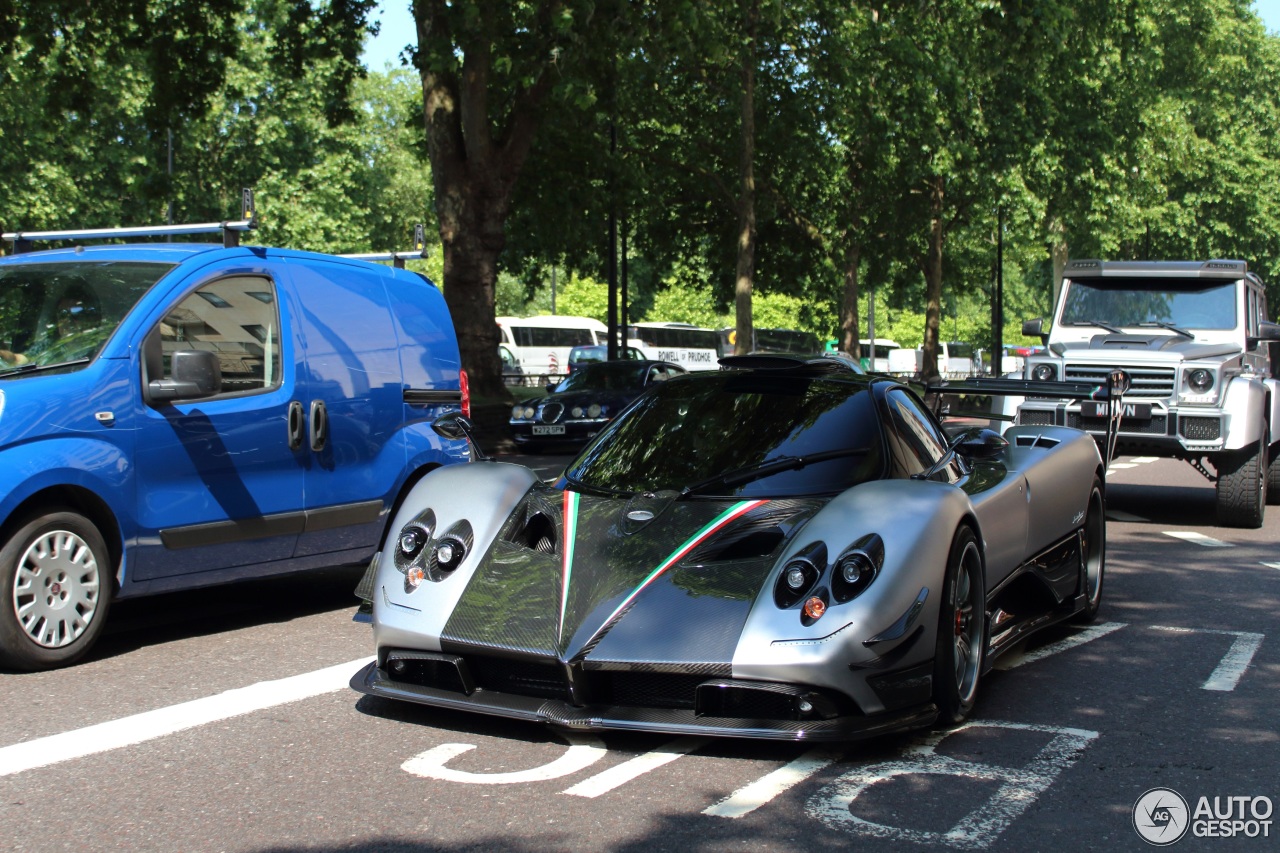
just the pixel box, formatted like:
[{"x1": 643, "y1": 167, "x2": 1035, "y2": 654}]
[
  {"x1": 924, "y1": 371, "x2": 1130, "y2": 468},
  {"x1": 4, "y1": 189, "x2": 257, "y2": 251}
]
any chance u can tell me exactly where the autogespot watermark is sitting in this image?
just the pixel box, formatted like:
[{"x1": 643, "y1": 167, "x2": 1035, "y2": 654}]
[{"x1": 1133, "y1": 787, "x2": 1274, "y2": 845}]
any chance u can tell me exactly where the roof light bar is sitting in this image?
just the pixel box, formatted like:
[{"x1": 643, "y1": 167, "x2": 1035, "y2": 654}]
[
  {"x1": 3, "y1": 188, "x2": 257, "y2": 253},
  {"x1": 341, "y1": 224, "x2": 429, "y2": 269}
]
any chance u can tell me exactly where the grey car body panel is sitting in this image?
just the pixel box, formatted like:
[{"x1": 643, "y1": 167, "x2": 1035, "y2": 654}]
[{"x1": 357, "y1": 407, "x2": 1102, "y2": 736}]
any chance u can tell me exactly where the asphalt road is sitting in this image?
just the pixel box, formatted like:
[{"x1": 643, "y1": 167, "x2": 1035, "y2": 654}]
[{"x1": 1, "y1": 452, "x2": 1276, "y2": 852}]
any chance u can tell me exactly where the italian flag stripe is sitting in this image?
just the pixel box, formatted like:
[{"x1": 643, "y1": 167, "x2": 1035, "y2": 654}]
[
  {"x1": 592, "y1": 499, "x2": 767, "y2": 639},
  {"x1": 558, "y1": 489, "x2": 580, "y2": 642}
]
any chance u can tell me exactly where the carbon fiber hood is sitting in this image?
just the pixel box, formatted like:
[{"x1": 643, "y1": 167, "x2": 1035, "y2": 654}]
[{"x1": 440, "y1": 483, "x2": 822, "y2": 668}]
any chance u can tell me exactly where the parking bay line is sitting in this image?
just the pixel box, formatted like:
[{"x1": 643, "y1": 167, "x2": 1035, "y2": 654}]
[
  {"x1": 994, "y1": 622, "x2": 1127, "y2": 671},
  {"x1": 562, "y1": 736, "x2": 707, "y2": 798},
  {"x1": 1150, "y1": 627, "x2": 1263, "y2": 691},
  {"x1": 0, "y1": 656, "x2": 373, "y2": 778},
  {"x1": 703, "y1": 748, "x2": 842, "y2": 818},
  {"x1": 1163, "y1": 531, "x2": 1233, "y2": 547}
]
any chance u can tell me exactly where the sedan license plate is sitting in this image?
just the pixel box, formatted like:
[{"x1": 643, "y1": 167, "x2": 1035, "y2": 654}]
[
  {"x1": 1081, "y1": 401, "x2": 1151, "y2": 419},
  {"x1": 532, "y1": 425, "x2": 566, "y2": 436}
]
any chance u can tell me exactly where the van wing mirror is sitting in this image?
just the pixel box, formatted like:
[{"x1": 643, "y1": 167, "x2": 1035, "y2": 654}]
[
  {"x1": 147, "y1": 349, "x2": 222, "y2": 402},
  {"x1": 1021, "y1": 318, "x2": 1048, "y2": 345}
]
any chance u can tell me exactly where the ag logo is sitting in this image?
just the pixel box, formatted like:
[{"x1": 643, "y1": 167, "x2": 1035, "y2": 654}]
[{"x1": 1133, "y1": 787, "x2": 1190, "y2": 845}]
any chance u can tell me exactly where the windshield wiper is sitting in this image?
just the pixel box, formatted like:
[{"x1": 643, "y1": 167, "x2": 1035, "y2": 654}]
[
  {"x1": 1065, "y1": 319, "x2": 1124, "y2": 334},
  {"x1": 679, "y1": 447, "x2": 870, "y2": 498},
  {"x1": 1138, "y1": 321, "x2": 1195, "y2": 339},
  {"x1": 559, "y1": 473, "x2": 632, "y2": 499},
  {"x1": 0, "y1": 358, "x2": 91, "y2": 376}
]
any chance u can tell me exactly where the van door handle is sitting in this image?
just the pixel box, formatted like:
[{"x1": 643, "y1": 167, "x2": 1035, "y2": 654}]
[
  {"x1": 309, "y1": 399, "x2": 328, "y2": 452},
  {"x1": 288, "y1": 401, "x2": 304, "y2": 451}
]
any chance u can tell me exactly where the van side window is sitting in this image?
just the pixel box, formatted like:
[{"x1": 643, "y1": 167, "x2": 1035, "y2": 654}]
[{"x1": 154, "y1": 276, "x2": 281, "y2": 396}]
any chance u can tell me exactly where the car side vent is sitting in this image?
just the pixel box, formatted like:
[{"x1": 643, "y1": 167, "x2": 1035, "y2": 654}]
[
  {"x1": 1014, "y1": 435, "x2": 1060, "y2": 449},
  {"x1": 510, "y1": 512, "x2": 556, "y2": 554}
]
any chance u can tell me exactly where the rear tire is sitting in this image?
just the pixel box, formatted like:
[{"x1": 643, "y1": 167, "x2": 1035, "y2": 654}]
[
  {"x1": 932, "y1": 526, "x2": 986, "y2": 726},
  {"x1": 1215, "y1": 431, "x2": 1267, "y2": 528},
  {"x1": 1072, "y1": 478, "x2": 1105, "y2": 623},
  {"x1": 0, "y1": 512, "x2": 113, "y2": 671}
]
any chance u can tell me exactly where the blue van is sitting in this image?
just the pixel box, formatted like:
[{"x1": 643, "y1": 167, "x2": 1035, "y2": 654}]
[{"x1": 0, "y1": 210, "x2": 470, "y2": 670}]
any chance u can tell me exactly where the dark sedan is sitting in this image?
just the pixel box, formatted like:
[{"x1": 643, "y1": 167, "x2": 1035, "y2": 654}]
[{"x1": 509, "y1": 359, "x2": 686, "y2": 450}]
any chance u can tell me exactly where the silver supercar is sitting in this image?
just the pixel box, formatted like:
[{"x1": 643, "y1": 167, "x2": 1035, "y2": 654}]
[{"x1": 351, "y1": 355, "x2": 1114, "y2": 741}]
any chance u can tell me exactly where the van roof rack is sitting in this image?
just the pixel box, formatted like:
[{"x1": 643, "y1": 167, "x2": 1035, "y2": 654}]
[
  {"x1": 340, "y1": 224, "x2": 429, "y2": 269},
  {"x1": 3, "y1": 189, "x2": 257, "y2": 254}
]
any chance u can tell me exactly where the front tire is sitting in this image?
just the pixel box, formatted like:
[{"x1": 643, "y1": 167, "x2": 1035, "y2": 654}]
[
  {"x1": 1215, "y1": 430, "x2": 1267, "y2": 528},
  {"x1": 1072, "y1": 478, "x2": 1106, "y2": 623},
  {"x1": 1266, "y1": 443, "x2": 1279, "y2": 506},
  {"x1": 932, "y1": 526, "x2": 986, "y2": 726},
  {"x1": 0, "y1": 512, "x2": 113, "y2": 671}
]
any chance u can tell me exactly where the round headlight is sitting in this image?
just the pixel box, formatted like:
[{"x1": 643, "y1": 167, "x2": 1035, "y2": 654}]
[
  {"x1": 511, "y1": 405, "x2": 524, "y2": 419},
  {"x1": 522, "y1": 406, "x2": 535, "y2": 419},
  {"x1": 1031, "y1": 363, "x2": 1057, "y2": 382},
  {"x1": 436, "y1": 541, "x2": 454, "y2": 565},
  {"x1": 587, "y1": 403, "x2": 602, "y2": 418},
  {"x1": 785, "y1": 566, "x2": 807, "y2": 590},
  {"x1": 1187, "y1": 368, "x2": 1214, "y2": 393},
  {"x1": 399, "y1": 531, "x2": 421, "y2": 555},
  {"x1": 840, "y1": 555, "x2": 865, "y2": 584},
  {"x1": 571, "y1": 406, "x2": 584, "y2": 418},
  {"x1": 434, "y1": 538, "x2": 466, "y2": 572}
]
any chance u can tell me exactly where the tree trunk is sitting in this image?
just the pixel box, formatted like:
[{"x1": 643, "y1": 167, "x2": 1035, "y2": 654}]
[
  {"x1": 733, "y1": 0, "x2": 758, "y2": 357},
  {"x1": 1048, "y1": 217, "x2": 1068, "y2": 319},
  {"x1": 840, "y1": 244, "x2": 861, "y2": 359},
  {"x1": 922, "y1": 175, "x2": 945, "y2": 383}
]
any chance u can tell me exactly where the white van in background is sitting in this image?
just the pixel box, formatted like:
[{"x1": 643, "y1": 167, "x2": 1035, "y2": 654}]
[
  {"x1": 858, "y1": 338, "x2": 901, "y2": 372},
  {"x1": 627, "y1": 322, "x2": 721, "y2": 371},
  {"x1": 497, "y1": 315, "x2": 606, "y2": 376},
  {"x1": 886, "y1": 341, "x2": 979, "y2": 377}
]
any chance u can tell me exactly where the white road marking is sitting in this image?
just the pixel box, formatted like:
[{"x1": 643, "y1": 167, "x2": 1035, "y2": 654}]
[
  {"x1": 562, "y1": 736, "x2": 707, "y2": 798},
  {"x1": 1263, "y1": 562, "x2": 1280, "y2": 570},
  {"x1": 806, "y1": 721, "x2": 1099, "y2": 849},
  {"x1": 1163, "y1": 531, "x2": 1233, "y2": 547},
  {"x1": 1105, "y1": 509, "x2": 1147, "y2": 522},
  {"x1": 403, "y1": 732, "x2": 607, "y2": 784},
  {"x1": 0, "y1": 657, "x2": 373, "y2": 778},
  {"x1": 703, "y1": 748, "x2": 841, "y2": 818},
  {"x1": 1107, "y1": 463, "x2": 1137, "y2": 470},
  {"x1": 994, "y1": 622, "x2": 1127, "y2": 671},
  {"x1": 1130, "y1": 456, "x2": 1158, "y2": 463},
  {"x1": 1150, "y1": 626, "x2": 1264, "y2": 691}
]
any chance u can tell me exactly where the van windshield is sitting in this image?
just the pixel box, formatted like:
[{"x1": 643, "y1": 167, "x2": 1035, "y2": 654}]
[{"x1": 0, "y1": 261, "x2": 173, "y2": 372}]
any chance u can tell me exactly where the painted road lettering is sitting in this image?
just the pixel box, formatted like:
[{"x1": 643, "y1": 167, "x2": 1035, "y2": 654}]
[{"x1": 805, "y1": 721, "x2": 1099, "y2": 850}]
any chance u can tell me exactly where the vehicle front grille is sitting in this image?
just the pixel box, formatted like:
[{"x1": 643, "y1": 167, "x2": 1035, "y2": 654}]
[
  {"x1": 1068, "y1": 414, "x2": 1170, "y2": 435},
  {"x1": 1065, "y1": 364, "x2": 1175, "y2": 399},
  {"x1": 591, "y1": 671, "x2": 704, "y2": 710},
  {"x1": 1180, "y1": 416, "x2": 1221, "y2": 440},
  {"x1": 1018, "y1": 409, "x2": 1056, "y2": 426},
  {"x1": 469, "y1": 656, "x2": 568, "y2": 700},
  {"x1": 539, "y1": 402, "x2": 564, "y2": 424}
]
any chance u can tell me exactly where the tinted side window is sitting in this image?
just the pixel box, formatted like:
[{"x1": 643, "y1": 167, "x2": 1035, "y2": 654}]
[
  {"x1": 883, "y1": 388, "x2": 958, "y2": 482},
  {"x1": 156, "y1": 275, "x2": 281, "y2": 397}
]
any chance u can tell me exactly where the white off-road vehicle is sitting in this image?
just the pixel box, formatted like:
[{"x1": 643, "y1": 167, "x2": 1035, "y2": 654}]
[{"x1": 1015, "y1": 259, "x2": 1280, "y2": 528}]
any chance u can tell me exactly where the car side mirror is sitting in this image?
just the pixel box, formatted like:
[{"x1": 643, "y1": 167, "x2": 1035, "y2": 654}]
[
  {"x1": 1021, "y1": 318, "x2": 1049, "y2": 345},
  {"x1": 147, "y1": 349, "x2": 222, "y2": 402},
  {"x1": 431, "y1": 411, "x2": 489, "y2": 461},
  {"x1": 546, "y1": 383, "x2": 558, "y2": 394},
  {"x1": 952, "y1": 428, "x2": 1009, "y2": 460}
]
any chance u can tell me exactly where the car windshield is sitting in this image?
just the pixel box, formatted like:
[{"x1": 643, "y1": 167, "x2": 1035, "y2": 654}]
[
  {"x1": 0, "y1": 261, "x2": 173, "y2": 372},
  {"x1": 1060, "y1": 278, "x2": 1238, "y2": 331},
  {"x1": 565, "y1": 372, "x2": 884, "y2": 497},
  {"x1": 554, "y1": 360, "x2": 647, "y2": 392}
]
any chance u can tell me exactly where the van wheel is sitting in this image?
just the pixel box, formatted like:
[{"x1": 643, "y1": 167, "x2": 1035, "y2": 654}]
[
  {"x1": 1215, "y1": 432, "x2": 1267, "y2": 528},
  {"x1": 932, "y1": 526, "x2": 985, "y2": 726},
  {"x1": 0, "y1": 512, "x2": 112, "y2": 671}
]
